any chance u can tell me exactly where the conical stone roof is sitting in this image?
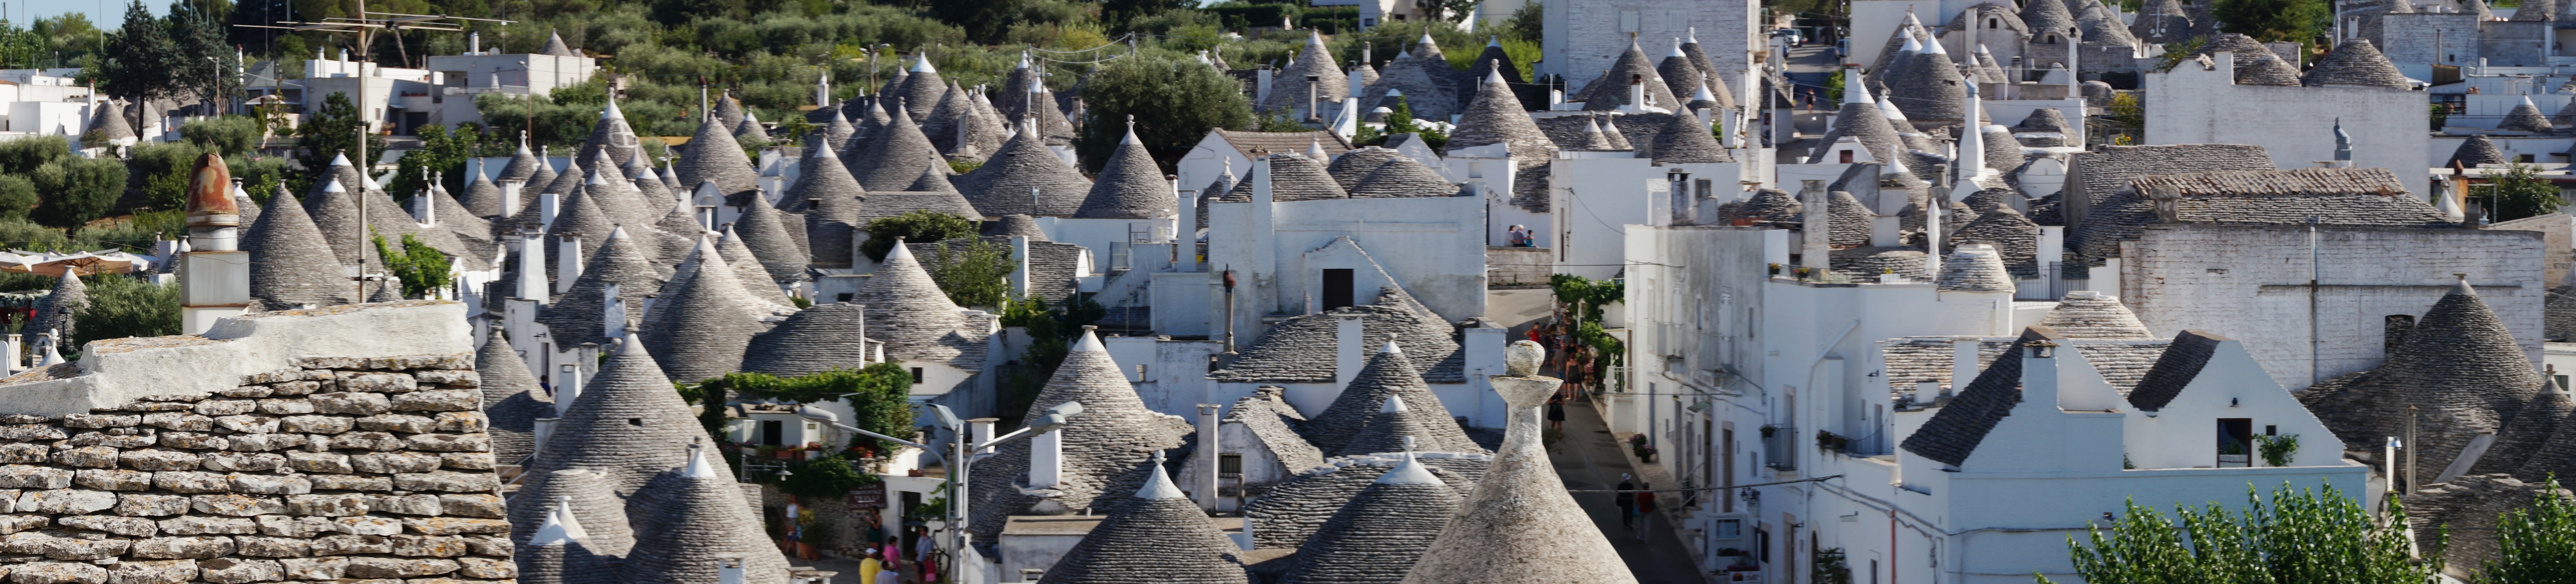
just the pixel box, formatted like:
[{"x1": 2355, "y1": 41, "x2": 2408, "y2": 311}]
[
  {"x1": 730, "y1": 189, "x2": 809, "y2": 284},
  {"x1": 506, "y1": 468, "x2": 631, "y2": 553},
  {"x1": 676, "y1": 118, "x2": 759, "y2": 202},
  {"x1": 719, "y1": 227, "x2": 796, "y2": 307},
  {"x1": 1278, "y1": 450, "x2": 1462, "y2": 584},
  {"x1": 28, "y1": 271, "x2": 85, "y2": 342},
  {"x1": 1307, "y1": 342, "x2": 1483, "y2": 454},
  {"x1": 245, "y1": 185, "x2": 355, "y2": 310},
  {"x1": 479, "y1": 329, "x2": 550, "y2": 467},
  {"x1": 641, "y1": 241, "x2": 771, "y2": 383},
  {"x1": 1649, "y1": 111, "x2": 1732, "y2": 163},
  {"x1": 543, "y1": 186, "x2": 616, "y2": 283},
  {"x1": 1224, "y1": 153, "x2": 1348, "y2": 202},
  {"x1": 1678, "y1": 35, "x2": 1735, "y2": 112},
  {"x1": 517, "y1": 330, "x2": 727, "y2": 500},
  {"x1": 1076, "y1": 124, "x2": 1176, "y2": 219},
  {"x1": 824, "y1": 109, "x2": 856, "y2": 152},
  {"x1": 513, "y1": 495, "x2": 617, "y2": 584},
  {"x1": 1656, "y1": 42, "x2": 1708, "y2": 112},
  {"x1": 1405, "y1": 343, "x2": 1637, "y2": 584},
  {"x1": 969, "y1": 330, "x2": 1193, "y2": 544},
  {"x1": 621, "y1": 449, "x2": 792, "y2": 584},
  {"x1": 711, "y1": 94, "x2": 745, "y2": 133},
  {"x1": 1947, "y1": 205, "x2": 2040, "y2": 279},
  {"x1": 576, "y1": 97, "x2": 641, "y2": 172},
  {"x1": 528, "y1": 148, "x2": 560, "y2": 196},
  {"x1": 1890, "y1": 42, "x2": 1968, "y2": 127},
  {"x1": 961, "y1": 125, "x2": 1093, "y2": 216},
  {"x1": 743, "y1": 303, "x2": 875, "y2": 376},
  {"x1": 305, "y1": 177, "x2": 375, "y2": 267},
  {"x1": 2300, "y1": 277, "x2": 2547, "y2": 480},
  {"x1": 788, "y1": 139, "x2": 868, "y2": 266},
  {"x1": 2039, "y1": 291, "x2": 2153, "y2": 338},
  {"x1": 1033, "y1": 454, "x2": 1248, "y2": 584},
  {"x1": 857, "y1": 105, "x2": 947, "y2": 192},
  {"x1": 1446, "y1": 67, "x2": 1557, "y2": 158},
  {"x1": 2452, "y1": 135, "x2": 2511, "y2": 167},
  {"x1": 1327, "y1": 147, "x2": 1404, "y2": 191},
  {"x1": 2501, "y1": 97, "x2": 2554, "y2": 132},
  {"x1": 922, "y1": 83, "x2": 970, "y2": 153},
  {"x1": 1337, "y1": 396, "x2": 1440, "y2": 457},
  {"x1": 1578, "y1": 41, "x2": 1682, "y2": 112},
  {"x1": 500, "y1": 142, "x2": 544, "y2": 185},
  {"x1": 460, "y1": 165, "x2": 505, "y2": 218},
  {"x1": 1348, "y1": 156, "x2": 1457, "y2": 198},
  {"x1": 1261, "y1": 31, "x2": 1350, "y2": 112},
  {"x1": 2302, "y1": 40, "x2": 2411, "y2": 89},
  {"x1": 538, "y1": 31, "x2": 578, "y2": 57},
  {"x1": 853, "y1": 241, "x2": 974, "y2": 365},
  {"x1": 897, "y1": 55, "x2": 949, "y2": 123},
  {"x1": 1936, "y1": 244, "x2": 2016, "y2": 293},
  {"x1": 734, "y1": 109, "x2": 770, "y2": 144},
  {"x1": 538, "y1": 228, "x2": 665, "y2": 348}
]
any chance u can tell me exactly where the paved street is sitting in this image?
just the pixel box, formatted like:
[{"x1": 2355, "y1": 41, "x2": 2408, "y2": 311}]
[{"x1": 1555, "y1": 400, "x2": 1709, "y2": 584}]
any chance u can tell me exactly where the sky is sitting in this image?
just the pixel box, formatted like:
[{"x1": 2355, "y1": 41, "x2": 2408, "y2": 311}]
[{"x1": 12, "y1": 0, "x2": 158, "y2": 27}]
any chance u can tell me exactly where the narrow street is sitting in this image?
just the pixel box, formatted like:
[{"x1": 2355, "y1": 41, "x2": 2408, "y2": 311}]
[{"x1": 1555, "y1": 400, "x2": 1709, "y2": 584}]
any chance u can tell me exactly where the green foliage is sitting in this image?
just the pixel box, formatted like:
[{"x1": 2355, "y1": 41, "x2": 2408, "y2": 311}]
[
  {"x1": 30, "y1": 157, "x2": 127, "y2": 228},
  {"x1": 180, "y1": 116, "x2": 265, "y2": 155},
  {"x1": 0, "y1": 219, "x2": 71, "y2": 251},
  {"x1": 2484, "y1": 164, "x2": 2565, "y2": 222},
  {"x1": 127, "y1": 142, "x2": 214, "y2": 211},
  {"x1": 777, "y1": 454, "x2": 879, "y2": 497},
  {"x1": 700, "y1": 363, "x2": 920, "y2": 454},
  {"x1": 372, "y1": 233, "x2": 455, "y2": 299},
  {"x1": 2153, "y1": 37, "x2": 2207, "y2": 73},
  {"x1": 79, "y1": 210, "x2": 184, "y2": 253},
  {"x1": 2255, "y1": 434, "x2": 2300, "y2": 467},
  {"x1": 0, "y1": 21, "x2": 47, "y2": 70},
  {"x1": 2106, "y1": 92, "x2": 2145, "y2": 142},
  {"x1": 948, "y1": 159, "x2": 984, "y2": 174},
  {"x1": 1550, "y1": 273, "x2": 1626, "y2": 389},
  {"x1": 226, "y1": 154, "x2": 291, "y2": 207},
  {"x1": 1073, "y1": 50, "x2": 1255, "y2": 174},
  {"x1": 72, "y1": 274, "x2": 178, "y2": 348},
  {"x1": 98, "y1": 1, "x2": 178, "y2": 104},
  {"x1": 388, "y1": 125, "x2": 478, "y2": 204},
  {"x1": 1813, "y1": 548, "x2": 1852, "y2": 584},
  {"x1": 924, "y1": 239, "x2": 1014, "y2": 309},
  {"x1": 0, "y1": 177, "x2": 35, "y2": 222},
  {"x1": 2480, "y1": 477, "x2": 2576, "y2": 583},
  {"x1": 2046, "y1": 482, "x2": 2428, "y2": 584},
  {"x1": 2212, "y1": 0, "x2": 2329, "y2": 44},
  {"x1": 2433, "y1": 103, "x2": 2451, "y2": 131},
  {"x1": 1356, "y1": 95, "x2": 1449, "y2": 150},
  {"x1": 0, "y1": 137, "x2": 69, "y2": 175},
  {"x1": 293, "y1": 92, "x2": 386, "y2": 198},
  {"x1": 996, "y1": 295, "x2": 1106, "y2": 422},
  {"x1": 1824, "y1": 67, "x2": 1844, "y2": 103},
  {"x1": 1254, "y1": 112, "x2": 1312, "y2": 132},
  {"x1": 859, "y1": 210, "x2": 978, "y2": 263},
  {"x1": 166, "y1": 0, "x2": 239, "y2": 111},
  {"x1": 1504, "y1": 1, "x2": 1545, "y2": 44}
]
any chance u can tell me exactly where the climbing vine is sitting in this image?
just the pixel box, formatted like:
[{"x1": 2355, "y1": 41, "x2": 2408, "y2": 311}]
[{"x1": 1547, "y1": 273, "x2": 1625, "y2": 390}]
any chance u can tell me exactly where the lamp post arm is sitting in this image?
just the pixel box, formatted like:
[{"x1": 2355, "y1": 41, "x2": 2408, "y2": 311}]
[{"x1": 972, "y1": 426, "x2": 1041, "y2": 452}]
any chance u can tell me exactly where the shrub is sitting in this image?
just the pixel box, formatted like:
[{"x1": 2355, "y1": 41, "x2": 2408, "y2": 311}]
[
  {"x1": 73, "y1": 274, "x2": 178, "y2": 348},
  {"x1": 0, "y1": 218, "x2": 69, "y2": 251},
  {"x1": 0, "y1": 136, "x2": 70, "y2": 175},
  {"x1": 1074, "y1": 50, "x2": 1255, "y2": 174},
  {"x1": 31, "y1": 157, "x2": 126, "y2": 227},
  {"x1": 372, "y1": 233, "x2": 454, "y2": 299},
  {"x1": 859, "y1": 210, "x2": 978, "y2": 262},
  {"x1": 0, "y1": 176, "x2": 37, "y2": 222},
  {"x1": 127, "y1": 142, "x2": 213, "y2": 210},
  {"x1": 179, "y1": 115, "x2": 263, "y2": 154}
]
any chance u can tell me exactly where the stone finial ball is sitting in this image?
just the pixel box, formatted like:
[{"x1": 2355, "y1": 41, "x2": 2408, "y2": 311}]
[{"x1": 1506, "y1": 340, "x2": 1545, "y2": 377}]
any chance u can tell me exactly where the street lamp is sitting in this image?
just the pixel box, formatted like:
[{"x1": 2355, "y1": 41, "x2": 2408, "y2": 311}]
[{"x1": 799, "y1": 401, "x2": 1086, "y2": 583}]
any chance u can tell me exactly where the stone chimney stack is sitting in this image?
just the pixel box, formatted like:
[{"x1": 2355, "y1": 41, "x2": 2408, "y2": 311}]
[{"x1": 180, "y1": 153, "x2": 248, "y2": 334}]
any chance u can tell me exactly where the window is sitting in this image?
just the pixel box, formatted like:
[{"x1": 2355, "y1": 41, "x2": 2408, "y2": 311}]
[
  {"x1": 1713, "y1": 518, "x2": 1743, "y2": 538},
  {"x1": 1839, "y1": 149, "x2": 1854, "y2": 163},
  {"x1": 2218, "y1": 418, "x2": 2253, "y2": 468},
  {"x1": 2559, "y1": 374, "x2": 2571, "y2": 390},
  {"x1": 910, "y1": 367, "x2": 925, "y2": 384},
  {"x1": 1987, "y1": 19, "x2": 1998, "y2": 28},
  {"x1": 1322, "y1": 268, "x2": 1356, "y2": 310},
  {"x1": 627, "y1": 418, "x2": 642, "y2": 426},
  {"x1": 761, "y1": 420, "x2": 784, "y2": 446},
  {"x1": 836, "y1": 293, "x2": 853, "y2": 303},
  {"x1": 1218, "y1": 453, "x2": 1243, "y2": 475}
]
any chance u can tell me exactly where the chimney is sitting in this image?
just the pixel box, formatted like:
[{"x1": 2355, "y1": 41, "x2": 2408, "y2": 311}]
[
  {"x1": 2019, "y1": 338, "x2": 2061, "y2": 408},
  {"x1": 1010, "y1": 235, "x2": 1034, "y2": 299},
  {"x1": 539, "y1": 192, "x2": 562, "y2": 232},
  {"x1": 411, "y1": 173, "x2": 436, "y2": 225},
  {"x1": 516, "y1": 229, "x2": 549, "y2": 303},
  {"x1": 602, "y1": 283, "x2": 626, "y2": 341},
  {"x1": 1628, "y1": 75, "x2": 1647, "y2": 111},
  {"x1": 552, "y1": 362, "x2": 584, "y2": 416},
  {"x1": 2147, "y1": 183, "x2": 2181, "y2": 223},
  {"x1": 969, "y1": 418, "x2": 997, "y2": 455},
  {"x1": 4, "y1": 333, "x2": 20, "y2": 372},
  {"x1": 179, "y1": 153, "x2": 248, "y2": 334},
  {"x1": 1949, "y1": 337, "x2": 1979, "y2": 398},
  {"x1": 1196, "y1": 403, "x2": 1223, "y2": 511},
  {"x1": 499, "y1": 179, "x2": 524, "y2": 217},
  {"x1": 1030, "y1": 423, "x2": 1063, "y2": 488},
  {"x1": 1797, "y1": 179, "x2": 1828, "y2": 265},
  {"x1": 1334, "y1": 314, "x2": 1366, "y2": 386},
  {"x1": 1256, "y1": 65, "x2": 1274, "y2": 104},
  {"x1": 556, "y1": 235, "x2": 583, "y2": 295}
]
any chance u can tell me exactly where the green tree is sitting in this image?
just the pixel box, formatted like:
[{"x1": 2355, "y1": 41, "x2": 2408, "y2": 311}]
[
  {"x1": 2046, "y1": 482, "x2": 2428, "y2": 584},
  {"x1": 180, "y1": 115, "x2": 264, "y2": 154},
  {"x1": 72, "y1": 273, "x2": 179, "y2": 348},
  {"x1": 0, "y1": 176, "x2": 38, "y2": 222},
  {"x1": 0, "y1": 136, "x2": 69, "y2": 175},
  {"x1": 168, "y1": 0, "x2": 239, "y2": 113},
  {"x1": 372, "y1": 233, "x2": 454, "y2": 299},
  {"x1": 226, "y1": 154, "x2": 291, "y2": 206},
  {"x1": 128, "y1": 142, "x2": 214, "y2": 210},
  {"x1": 2211, "y1": 0, "x2": 2329, "y2": 44},
  {"x1": 1355, "y1": 95, "x2": 1450, "y2": 150},
  {"x1": 1073, "y1": 51, "x2": 1256, "y2": 174},
  {"x1": 924, "y1": 238, "x2": 1012, "y2": 309},
  {"x1": 2479, "y1": 477, "x2": 2576, "y2": 583},
  {"x1": 98, "y1": 0, "x2": 178, "y2": 104},
  {"x1": 31, "y1": 157, "x2": 127, "y2": 227},
  {"x1": 294, "y1": 92, "x2": 386, "y2": 198},
  {"x1": 387, "y1": 124, "x2": 475, "y2": 204},
  {"x1": 2485, "y1": 163, "x2": 2565, "y2": 222},
  {"x1": 859, "y1": 210, "x2": 978, "y2": 263},
  {"x1": 1504, "y1": 1, "x2": 1544, "y2": 43}
]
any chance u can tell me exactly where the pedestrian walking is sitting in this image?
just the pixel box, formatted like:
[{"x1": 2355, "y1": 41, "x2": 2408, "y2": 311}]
[
  {"x1": 1614, "y1": 474, "x2": 1637, "y2": 528},
  {"x1": 1547, "y1": 397, "x2": 1567, "y2": 431},
  {"x1": 1635, "y1": 483, "x2": 1658, "y2": 540}
]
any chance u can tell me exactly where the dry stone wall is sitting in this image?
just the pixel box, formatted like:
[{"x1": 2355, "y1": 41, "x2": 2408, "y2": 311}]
[{"x1": 0, "y1": 302, "x2": 501, "y2": 584}]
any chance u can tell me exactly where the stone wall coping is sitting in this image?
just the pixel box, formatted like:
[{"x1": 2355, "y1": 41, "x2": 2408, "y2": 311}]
[{"x1": 0, "y1": 301, "x2": 470, "y2": 416}]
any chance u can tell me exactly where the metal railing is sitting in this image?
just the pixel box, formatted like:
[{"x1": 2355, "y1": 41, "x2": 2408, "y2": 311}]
[{"x1": 1762, "y1": 425, "x2": 1797, "y2": 470}]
